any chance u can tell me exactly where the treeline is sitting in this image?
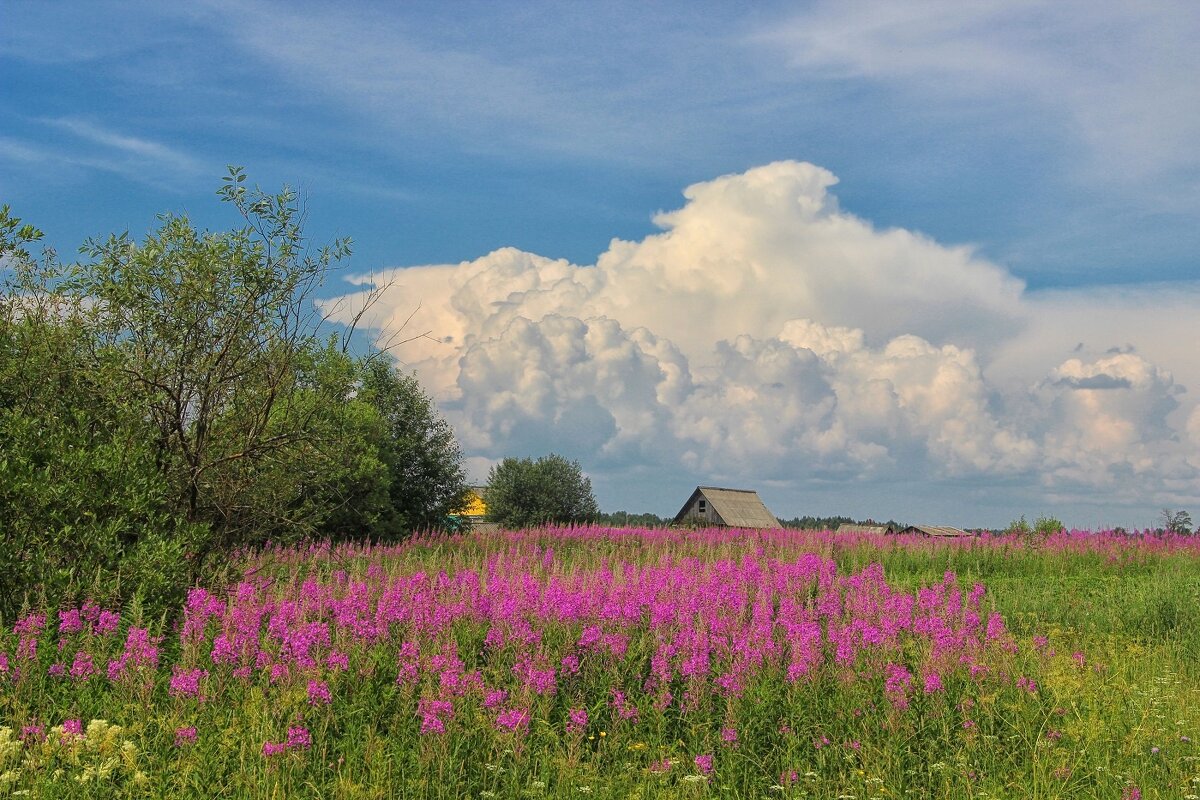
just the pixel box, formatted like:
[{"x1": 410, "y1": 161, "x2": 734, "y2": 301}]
[
  {"x1": 777, "y1": 515, "x2": 905, "y2": 531},
  {"x1": 593, "y1": 510, "x2": 671, "y2": 528},
  {"x1": 0, "y1": 171, "x2": 467, "y2": 620},
  {"x1": 588, "y1": 512, "x2": 906, "y2": 531}
]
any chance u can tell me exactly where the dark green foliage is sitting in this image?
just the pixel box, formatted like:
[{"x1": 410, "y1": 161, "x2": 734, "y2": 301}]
[
  {"x1": 778, "y1": 515, "x2": 854, "y2": 530},
  {"x1": 0, "y1": 176, "x2": 468, "y2": 620},
  {"x1": 594, "y1": 510, "x2": 670, "y2": 528},
  {"x1": 1161, "y1": 508, "x2": 1194, "y2": 534},
  {"x1": 1005, "y1": 515, "x2": 1033, "y2": 537},
  {"x1": 313, "y1": 358, "x2": 468, "y2": 540},
  {"x1": 484, "y1": 454, "x2": 599, "y2": 529},
  {"x1": 0, "y1": 205, "x2": 201, "y2": 618},
  {"x1": 777, "y1": 515, "x2": 904, "y2": 531}
]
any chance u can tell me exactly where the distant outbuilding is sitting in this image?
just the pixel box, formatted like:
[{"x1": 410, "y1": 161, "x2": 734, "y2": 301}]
[
  {"x1": 835, "y1": 523, "x2": 896, "y2": 536},
  {"x1": 899, "y1": 525, "x2": 974, "y2": 538},
  {"x1": 451, "y1": 486, "x2": 493, "y2": 530},
  {"x1": 673, "y1": 486, "x2": 780, "y2": 529}
]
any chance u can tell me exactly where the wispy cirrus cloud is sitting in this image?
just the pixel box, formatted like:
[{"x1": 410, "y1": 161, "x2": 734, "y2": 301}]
[
  {"x1": 40, "y1": 118, "x2": 205, "y2": 177},
  {"x1": 0, "y1": 117, "x2": 209, "y2": 192},
  {"x1": 755, "y1": 0, "x2": 1200, "y2": 199}
]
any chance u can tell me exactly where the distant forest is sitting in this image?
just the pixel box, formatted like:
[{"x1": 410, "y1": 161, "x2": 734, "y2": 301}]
[{"x1": 594, "y1": 511, "x2": 906, "y2": 530}]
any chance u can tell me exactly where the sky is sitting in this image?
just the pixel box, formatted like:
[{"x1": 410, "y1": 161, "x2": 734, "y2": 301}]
[{"x1": 3, "y1": 0, "x2": 1198, "y2": 529}]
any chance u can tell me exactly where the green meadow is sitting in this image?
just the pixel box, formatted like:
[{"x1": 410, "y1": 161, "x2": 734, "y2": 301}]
[{"x1": 2, "y1": 527, "x2": 1199, "y2": 799}]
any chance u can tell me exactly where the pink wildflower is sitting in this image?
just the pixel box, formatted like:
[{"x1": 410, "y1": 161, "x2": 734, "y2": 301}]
[
  {"x1": 58, "y1": 608, "x2": 85, "y2": 635},
  {"x1": 307, "y1": 679, "x2": 332, "y2": 706},
  {"x1": 884, "y1": 663, "x2": 913, "y2": 709},
  {"x1": 923, "y1": 672, "x2": 944, "y2": 694},
  {"x1": 94, "y1": 610, "x2": 120, "y2": 636},
  {"x1": 610, "y1": 688, "x2": 639, "y2": 722},
  {"x1": 262, "y1": 741, "x2": 288, "y2": 757},
  {"x1": 286, "y1": 726, "x2": 312, "y2": 750},
  {"x1": 14, "y1": 612, "x2": 45, "y2": 637},
  {"x1": 567, "y1": 707, "x2": 588, "y2": 734},
  {"x1": 175, "y1": 726, "x2": 198, "y2": 747},
  {"x1": 417, "y1": 698, "x2": 453, "y2": 735},
  {"x1": 168, "y1": 666, "x2": 208, "y2": 699},
  {"x1": 694, "y1": 753, "x2": 714, "y2": 775},
  {"x1": 721, "y1": 728, "x2": 738, "y2": 744},
  {"x1": 69, "y1": 651, "x2": 95, "y2": 681},
  {"x1": 495, "y1": 707, "x2": 531, "y2": 734},
  {"x1": 61, "y1": 719, "x2": 83, "y2": 739}
]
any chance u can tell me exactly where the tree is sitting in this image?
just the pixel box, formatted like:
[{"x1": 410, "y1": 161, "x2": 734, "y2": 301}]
[
  {"x1": 355, "y1": 359, "x2": 468, "y2": 535},
  {"x1": 0, "y1": 173, "x2": 471, "y2": 616},
  {"x1": 484, "y1": 454, "x2": 599, "y2": 529},
  {"x1": 1033, "y1": 515, "x2": 1064, "y2": 537},
  {"x1": 1004, "y1": 514, "x2": 1063, "y2": 544},
  {"x1": 0, "y1": 206, "x2": 202, "y2": 619},
  {"x1": 1160, "y1": 509, "x2": 1194, "y2": 534},
  {"x1": 67, "y1": 168, "x2": 354, "y2": 562},
  {"x1": 595, "y1": 510, "x2": 670, "y2": 528}
]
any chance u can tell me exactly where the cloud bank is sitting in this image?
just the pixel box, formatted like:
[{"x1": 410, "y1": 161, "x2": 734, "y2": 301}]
[{"x1": 326, "y1": 162, "x2": 1199, "y2": 526}]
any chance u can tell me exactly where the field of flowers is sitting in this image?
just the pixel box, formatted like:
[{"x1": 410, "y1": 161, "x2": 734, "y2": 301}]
[{"x1": 3, "y1": 526, "x2": 1200, "y2": 799}]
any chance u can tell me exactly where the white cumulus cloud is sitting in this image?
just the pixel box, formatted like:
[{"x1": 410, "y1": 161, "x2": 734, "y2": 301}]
[{"x1": 325, "y1": 161, "x2": 1200, "y2": 526}]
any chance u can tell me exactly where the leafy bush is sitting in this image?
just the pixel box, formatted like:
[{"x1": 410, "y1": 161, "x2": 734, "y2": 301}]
[
  {"x1": 0, "y1": 177, "x2": 467, "y2": 620},
  {"x1": 1033, "y1": 515, "x2": 1065, "y2": 537},
  {"x1": 483, "y1": 454, "x2": 599, "y2": 529}
]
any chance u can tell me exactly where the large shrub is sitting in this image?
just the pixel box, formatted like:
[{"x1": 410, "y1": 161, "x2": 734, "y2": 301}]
[
  {"x1": 0, "y1": 176, "x2": 467, "y2": 619},
  {"x1": 484, "y1": 453, "x2": 599, "y2": 529}
]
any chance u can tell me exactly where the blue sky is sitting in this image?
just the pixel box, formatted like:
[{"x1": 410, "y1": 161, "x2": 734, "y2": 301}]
[{"x1": 3, "y1": 1, "x2": 1199, "y2": 528}]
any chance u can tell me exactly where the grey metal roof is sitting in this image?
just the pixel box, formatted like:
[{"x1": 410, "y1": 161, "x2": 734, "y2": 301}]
[{"x1": 674, "y1": 486, "x2": 780, "y2": 529}]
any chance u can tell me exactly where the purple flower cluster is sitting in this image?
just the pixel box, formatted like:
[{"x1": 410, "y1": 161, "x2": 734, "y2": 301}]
[
  {"x1": 2, "y1": 525, "x2": 1122, "y2": 766},
  {"x1": 262, "y1": 726, "x2": 311, "y2": 757}
]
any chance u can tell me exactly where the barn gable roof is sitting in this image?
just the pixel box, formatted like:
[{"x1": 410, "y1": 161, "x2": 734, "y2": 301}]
[{"x1": 673, "y1": 486, "x2": 780, "y2": 529}]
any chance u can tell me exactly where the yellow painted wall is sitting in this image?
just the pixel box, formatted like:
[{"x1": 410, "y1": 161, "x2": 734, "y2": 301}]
[{"x1": 459, "y1": 489, "x2": 487, "y2": 517}]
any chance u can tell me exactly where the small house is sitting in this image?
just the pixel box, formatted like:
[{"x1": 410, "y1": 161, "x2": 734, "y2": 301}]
[{"x1": 672, "y1": 486, "x2": 779, "y2": 529}]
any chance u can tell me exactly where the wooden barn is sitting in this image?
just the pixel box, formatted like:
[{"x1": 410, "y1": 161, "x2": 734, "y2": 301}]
[{"x1": 672, "y1": 486, "x2": 779, "y2": 529}]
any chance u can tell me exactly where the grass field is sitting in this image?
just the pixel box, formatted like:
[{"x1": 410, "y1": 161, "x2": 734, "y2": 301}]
[{"x1": 3, "y1": 526, "x2": 1200, "y2": 799}]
